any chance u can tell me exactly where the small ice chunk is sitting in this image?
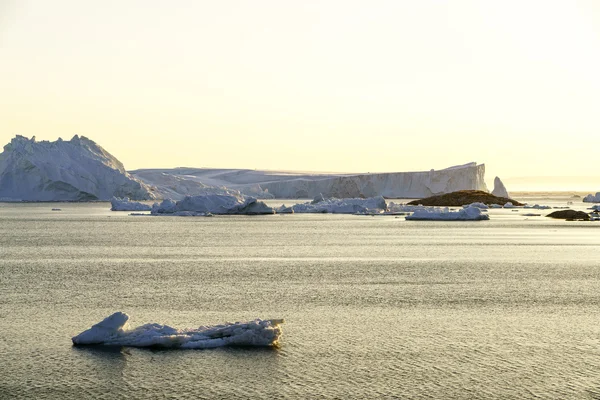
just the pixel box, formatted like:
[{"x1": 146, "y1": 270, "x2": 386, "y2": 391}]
[
  {"x1": 406, "y1": 205, "x2": 489, "y2": 221},
  {"x1": 111, "y1": 197, "x2": 152, "y2": 211}
]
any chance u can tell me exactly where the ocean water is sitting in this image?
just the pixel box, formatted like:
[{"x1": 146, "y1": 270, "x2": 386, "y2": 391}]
[{"x1": 2, "y1": 198, "x2": 600, "y2": 399}]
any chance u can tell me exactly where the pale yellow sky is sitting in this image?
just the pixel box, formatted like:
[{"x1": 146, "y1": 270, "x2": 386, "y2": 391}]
[{"x1": 1, "y1": 0, "x2": 599, "y2": 187}]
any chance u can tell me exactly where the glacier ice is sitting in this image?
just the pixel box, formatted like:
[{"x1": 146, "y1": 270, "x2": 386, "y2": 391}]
[
  {"x1": 151, "y1": 193, "x2": 275, "y2": 215},
  {"x1": 405, "y1": 205, "x2": 490, "y2": 221},
  {"x1": 110, "y1": 197, "x2": 152, "y2": 211},
  {"x1": 72, "y1": 312, "x2": 284, "y2": 349},
  {"x1": 131, "y1": 162, "x2": 488, "y2": 200},
  {"x1": 583, "y1": 193, "x2": 600, "y2": 203},
  {"x1": 491, "y1": 176, "x2": 509, "y2": 198},
  {"x1": 0, "y1": 135, "x2": 154, "y2": 201}
]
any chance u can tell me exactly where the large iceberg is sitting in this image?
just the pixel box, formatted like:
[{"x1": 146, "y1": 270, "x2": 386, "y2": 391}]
[
  {"x1": 110, "y1": 197, "x2": 152, "y2": 211},
  {"x1": 0, "y1": 135, "x2": 154, "y2": 201},
  {"x1": 405, "y1": 206, "x2": 490, "y2": 221},
  {"x1": 151, "y1": 193, "x2": 275, "y2": 215},
  {"x1": 72, "y1": 312, "x2": 284, "y2": 349},
  {"x1": 131, "y1": 162, "x2": 488, "y2": 199},
  {"x1": 583, "y1": 192, "x2": 600, "y2": 203}
]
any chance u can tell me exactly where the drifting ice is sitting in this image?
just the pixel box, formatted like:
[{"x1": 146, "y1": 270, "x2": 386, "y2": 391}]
[
  {"x1": 291, "y1": 195, "x2": 387, "y2": 214},
  {"x1": 151, "y1": 194, "x2": 275, "y2": 215},
  {"x1": 72, "y1": 312, "x2": 284, "y2": 348},
  {"x1": 110, "y1": 197, "x2": 152, "y2": 211},
  {"x1": 406, "y1": 206, "x2": 489, "y2": 221},
  {"x1": 583, "y1": 193, "x2": 600, "y2": 203}
]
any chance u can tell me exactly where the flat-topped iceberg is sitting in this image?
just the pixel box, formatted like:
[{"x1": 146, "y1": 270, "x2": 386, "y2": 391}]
[
  {"x1": 406, "y1": 206, "x2": 489, "y2": 221},
  {"x1": 291, "y1": 195, "x2": 387, "y2": 214},
  {"x1": 151, "y1": 193, "x2": 275, "y2": 215},
  {"x1": 131, "y1": 162, "x2": 488, "y2": 199},
  {"x1": 110, "y1": 197, "x2": 152, "y2": 211},
  {"x1": 72, "y1": 312, "x2": 284, "y2": 349}
]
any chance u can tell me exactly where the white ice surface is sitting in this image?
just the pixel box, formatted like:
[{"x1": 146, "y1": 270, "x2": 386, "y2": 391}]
[
  {"x1": 406, "y1": 206, "x2": 490, "y2": 221},
  {"x1": 465, "y1": 202, "x2": 489, "y2": 209},
  {"x1": 291, "y1": 196, "x2": 387, "y2": 214},
  {"x1": 151, "y1": 193, "x2": 275, "y2": 215},
  {"x1": 131, "y1": 162, "x2": 488, "y2": 200},
  {"x1": 110, "y1": 197, "x2": 152, "y2": 211},
  {"x1": 491, "y1": 176, "x2": 509, "y2": 198},
  {"x1": 72, "y1": 312, "x2": 284, "y2": 349},
  {"x1": 0, "y1": 136, "x2": 153, "y2": 201}
]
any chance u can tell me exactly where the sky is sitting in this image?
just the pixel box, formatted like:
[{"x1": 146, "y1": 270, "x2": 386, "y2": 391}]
[{"x1": 1, "y1": 0, "x2": 599, "y2": 189}]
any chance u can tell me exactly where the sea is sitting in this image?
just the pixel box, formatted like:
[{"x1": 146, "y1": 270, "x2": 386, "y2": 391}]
[{"x1": 1, "y1": 195, "x2": 600, "y2": 399}]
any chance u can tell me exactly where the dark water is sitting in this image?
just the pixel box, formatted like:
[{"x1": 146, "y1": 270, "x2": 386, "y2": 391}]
[{"x1": 2, "y1": 201, "x2": 600, "y2": 399}]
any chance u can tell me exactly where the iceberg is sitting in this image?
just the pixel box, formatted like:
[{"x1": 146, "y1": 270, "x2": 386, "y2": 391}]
[
  {"x1": 406, "y1": 205, "x2": 490, "y2": 221},
  {"x1": 464, "y1": 202, "x2": 489, "y2": 209},
  {"x1": 110, "y1": 197, "x2": 152, "y2": 211},
  {"x1": 491, "y1": 176, "x2": 509, "y2": 198},
  {"x1": 72, "y1": 312, "x2": 284, "y2": 349},
  {"x1": 291, "y1": 196, "x2": 387, "y2": 214},
  {"x1": 0, "y1": 135, "x2": 154, "y2": 201},
  {"x1": 131, "y1": 162, "x2": 488, "y2": 200},
  {"x1": 523, "y1": 204, "x2": 552, "y2": 210},
  {"x1": 151, "y1": 194, "x2": 275, "y2": 215},
  {"x1": 583, "y1": 192, "x2": 600, "y2": 203}
]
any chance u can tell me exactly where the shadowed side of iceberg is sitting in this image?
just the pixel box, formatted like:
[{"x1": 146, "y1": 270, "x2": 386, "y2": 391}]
[{"x1": 72, "y1": 312, "x2": 284, "y2": 349}]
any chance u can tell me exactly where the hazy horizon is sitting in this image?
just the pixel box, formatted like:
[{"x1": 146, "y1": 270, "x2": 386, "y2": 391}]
[{"x1": 2, "y1": 0, "x2": 600, "y2": 187}]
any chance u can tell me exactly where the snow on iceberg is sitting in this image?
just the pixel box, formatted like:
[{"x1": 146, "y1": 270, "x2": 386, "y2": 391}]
[
  {"x1": 151, "y1": 194, "x2": 275, "y2": 215},
  {"x1": 110, "y1": 197, "x2": 152, "y2": 211},
  {"x1": 491, "y1": 176, "x2": 509, "y2": 198},
  {"x1": 406, "y1": 206, "x2": 490, "y2": 221},
  {"x1": 583, "y1": 192, "x2": 600, "y2": 203},
  {"x1": 132, "y1": 162, "x2": 488, "y2": 200},
  {"x1": 291, "y1": 196, "x2": 387, "y2": 214},
  {"x1": 72, "y1": 312, "x2": 284, "y2": 349},
  {"x1": 0, "y1": 135, "x2": 154, "y2": 201}
]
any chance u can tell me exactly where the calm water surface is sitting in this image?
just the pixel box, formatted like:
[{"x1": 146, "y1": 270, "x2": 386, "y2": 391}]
[{"x1": 2, "y1": 198, "x2": 600, "y2": 399}]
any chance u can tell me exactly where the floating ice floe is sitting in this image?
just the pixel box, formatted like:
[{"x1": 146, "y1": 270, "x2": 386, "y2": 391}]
[
  {"x1": 464, "y1": 202, "x2": 489, "y2": 209},
  {"x1": 503, "y1": 202, "x2": 515, "y2": 208},
  {"x1": 406, "y1": 205, "x2": 489, "y2": 221},
  {"x1": 290, "y1": 195, "x2": 387, "y2": 214},
  {"x1": 72, "y1": 312, "x2": 284, "y2": 349},
  {"x1": 583, "y1": 192, "x2": 600, "y2": 203},
  {"x1": 151, "y1": 194, "x2": 275, "y2": 216},
  {"x1": 523, "y1": 204, "x2": 551, "y2": 210},
  {"x1": 489, "y1": 204, "x2": 503, "y2": 209},
  {"x1": 111, "y1": 197, "x2": 152, "y2": 211}
]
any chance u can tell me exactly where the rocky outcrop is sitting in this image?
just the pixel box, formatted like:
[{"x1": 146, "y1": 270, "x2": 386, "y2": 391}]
[
  {"x1": 406, "y1": 190, "x2": 524, "y2": 207},
  {"x1": 546, "y1": 210, "x2": 590, "y2": 221}
]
